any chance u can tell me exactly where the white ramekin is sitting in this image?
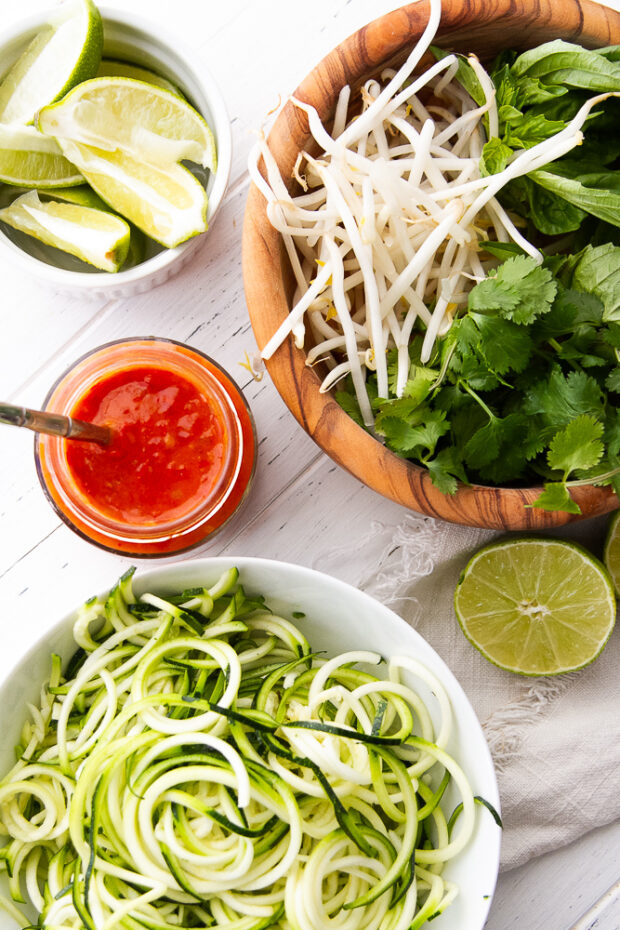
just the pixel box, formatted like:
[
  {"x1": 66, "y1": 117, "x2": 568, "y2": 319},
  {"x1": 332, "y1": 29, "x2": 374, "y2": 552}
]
[{"x1": 0, "y1": 5, "x2": 232, "y2": 298}]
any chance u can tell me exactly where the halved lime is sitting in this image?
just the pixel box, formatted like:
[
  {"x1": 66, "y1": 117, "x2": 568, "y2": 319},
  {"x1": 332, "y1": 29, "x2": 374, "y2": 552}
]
[
  {"x1": 0, "y1": 0, "x2": 103, "y2": 125},
  {"x1": 604, "y1": 511, "x2": 620, "y2": 597},
  {"x1": 0, "y1": 190, "x2": 130, "y2": 272},
  {"x1": 97, "y1": 60, "x2": 182, "y2": 96},
  {"x1": 454, "y1": 537, "x2": 616, "y2": 676},
  {"x1": 38, "y1": 76, "x2": 216, "y2": 172},
  {"x1": 41, "y1": 139, "x2": 208, "y2": 249},
  {"x1": 0, "y1": 125, "x2": 82, "y2": 187}
]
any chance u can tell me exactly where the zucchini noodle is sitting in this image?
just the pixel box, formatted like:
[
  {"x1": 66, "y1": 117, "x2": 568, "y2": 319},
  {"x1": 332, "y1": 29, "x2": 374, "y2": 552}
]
[{"x1": 0, "y1": 567, "x2": 492, "y2": 930}]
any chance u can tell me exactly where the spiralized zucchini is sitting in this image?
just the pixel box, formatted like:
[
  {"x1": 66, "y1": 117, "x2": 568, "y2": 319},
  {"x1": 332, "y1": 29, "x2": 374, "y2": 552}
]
[{"x1": 0, "y1": 567, "x2": 492, "y2": 930}]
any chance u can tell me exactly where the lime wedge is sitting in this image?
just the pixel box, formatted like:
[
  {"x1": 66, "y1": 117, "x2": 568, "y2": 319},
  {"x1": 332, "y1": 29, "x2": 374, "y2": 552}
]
[
  {"x1": 454, "y1": 537, "x2": 616, "y2": 676},
  {"x1": 0, "y1": 0, "x2": 103, "y2": 125},
  {"x1": 39, "y1": 183, "x2": 107, "y2": 210},
  {"x1": 604, "y1": 510, "x2": 620, "y2": 596},
  {"x1": 0, "y1": 124, "x2": 82, "y2": 186},
  {"x1": 97, "y1": 60, "x2": 182, "y2": 97},
  {"x1": 42, "y1": 138, "x2": 208, "y2": 248},
  {"x1": 38, "y1": 76, "x2": 216, "y2": 172},
  {"x1": 0, "y1": 190, "x2": 130, "y2": 272}
]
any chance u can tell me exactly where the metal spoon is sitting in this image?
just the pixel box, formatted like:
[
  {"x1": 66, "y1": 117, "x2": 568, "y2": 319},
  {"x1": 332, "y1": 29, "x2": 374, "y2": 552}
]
[{"x1": 0, "y1": 402, "x2": 111, "y2": 445}]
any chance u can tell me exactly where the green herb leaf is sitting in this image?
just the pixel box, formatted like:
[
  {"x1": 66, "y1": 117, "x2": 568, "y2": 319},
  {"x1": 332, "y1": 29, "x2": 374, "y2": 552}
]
[
  {"x1": 503, "y1": 112, "x2": 566, "y2": 148},
  {"x1": 529, "y1": 169, "x2": 620, "y2": 230},
  {"x1": 335, "y1": 389, "x2": 367, "y2": 429},
  {"x1": 469, "y1": 313, "x2": 533, "y2": 374},
  {"x1": 468, "y1": 255, "x2": 557, "y2": 325},
  {"x1": 480, "y1": 137, "x2": 513, "y2": 175},
  {"x1": 525, "y1": 367, "x2": 605, "y2": 425},
  {"x1": 430, "y1": 47, "x2": 486, "y2": 105},
  {"x1": 565, "y1": 243, "x2": 620, "y2": 321},
  {"x1": 529, "y1": 482, "x2": 582, "y2": 513},
  {"x1": 478, "y1": 240, "x2": 527, "y2": 261},
  {"x1": 426, "y1": 447, "x2": 468, "y2": 494},
  {"x1": 522, "y1": 176, "x2": 587, "y2": 235},
  {"x1": 375, "y1": 407, "x2": 449, "y2": 458},
  {"x1": 547, "y1": 415, "x2": 605, "y2": 475},
  {"x1": 511, "y1": 39, "x2": 620, "y2": 93},
  {"x1": 606, "y1": 368, "x2": 620, "y2": 392}
]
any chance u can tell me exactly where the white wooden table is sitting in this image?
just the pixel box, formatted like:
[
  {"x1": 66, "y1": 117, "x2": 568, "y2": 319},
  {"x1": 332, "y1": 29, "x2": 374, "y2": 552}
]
[{"x1": 1, "y1": 1, "x2": 620, "y2": 928}]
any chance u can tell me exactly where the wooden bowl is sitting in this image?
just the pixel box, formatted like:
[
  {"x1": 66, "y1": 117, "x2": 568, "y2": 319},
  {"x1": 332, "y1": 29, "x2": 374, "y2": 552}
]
[{"x1": 242, "y1": 0, "x2": 620, "y2": 530}]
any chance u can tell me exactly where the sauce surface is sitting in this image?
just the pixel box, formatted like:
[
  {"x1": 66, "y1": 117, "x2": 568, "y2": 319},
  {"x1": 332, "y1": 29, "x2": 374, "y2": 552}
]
[{"x1": 66, "y1": 366, "x2": 229, "y2": 524}]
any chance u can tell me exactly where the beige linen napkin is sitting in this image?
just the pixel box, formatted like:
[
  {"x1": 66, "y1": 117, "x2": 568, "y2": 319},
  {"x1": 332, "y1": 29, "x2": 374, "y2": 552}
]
[{"x1": 314, "y1": 512, "x2": 620, "y2": 871}]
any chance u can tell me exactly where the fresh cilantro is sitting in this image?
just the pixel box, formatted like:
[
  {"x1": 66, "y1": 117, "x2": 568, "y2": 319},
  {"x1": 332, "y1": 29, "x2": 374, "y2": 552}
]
[
  {"x1": 525, "y1": 366, "x2": 605, "y2": 424},
  {"x1": 426, "y1": 447, "x2": 468, "y2": 495},
  {"x1": 530, "y1": 483, "x2": 582, "y2": 514},
  {"x1": 606, "y1": 368, "x2": 620, "y2": 392},
  {"x1": 331, "y1": 44, "x2": 620, "y2": 515},
  {"x1": 335, "y1": 388, "x2": 367, "y2": 429},
  {"x1": 374, "y1": 407, "x2": 449, "y2": 457},
  {"x1": 467, "y1": 255, "x2": 557, "y2": 324},
  {"x1": 546, "y1": 415, "x2": 605, "y2": 475}
]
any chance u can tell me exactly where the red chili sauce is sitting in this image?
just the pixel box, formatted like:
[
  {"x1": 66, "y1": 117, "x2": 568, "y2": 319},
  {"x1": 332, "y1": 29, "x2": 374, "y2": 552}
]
[{"x1": 66, "y1": 366, "x2": 228, "y2": 525}]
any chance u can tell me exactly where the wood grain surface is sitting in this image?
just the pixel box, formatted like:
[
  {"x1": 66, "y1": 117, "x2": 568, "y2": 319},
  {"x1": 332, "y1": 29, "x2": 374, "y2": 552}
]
[{"x1": 243, "y1": 0, "x2": 620, "y2": 530}]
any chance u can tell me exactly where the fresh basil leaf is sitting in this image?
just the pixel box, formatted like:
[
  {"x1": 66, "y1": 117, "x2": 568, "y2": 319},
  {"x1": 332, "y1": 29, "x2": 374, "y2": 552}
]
[
  {"x1": 528, "y1": 168, "x2": 620, "y2": 229},
  {"x1": 523, "y1": 176, "x2": 586, "y2": 235},
  {"x1": 597, "y1": 45, "x2": 620, "y2": 63},
  {"x1": 565, "y1": 243, "x2": 620, "y2": 322},
  {"x1": 511, "y1": 39, "x2": 620, "y2": 92},
  {"x1": 478, "y1": 240, "x2": 527, "y2": 260},
  {"x1": 498, "y1": 104, "x2": 523, "y2": 122},
  {"x1": 430, "y1": 47, "x2": 486, "y2": 105},
  {"x1": 480, "y1": 137, "x2": 513, "y2": 175},
  {"x1": 503, "y1": 112, "x2": 566, "y2": 148}
]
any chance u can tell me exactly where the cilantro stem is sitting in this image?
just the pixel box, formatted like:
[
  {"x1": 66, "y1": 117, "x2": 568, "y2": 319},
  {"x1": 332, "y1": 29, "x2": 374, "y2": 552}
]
[
  {"x1": 431, "y1": 342, "x2": 457, "y2": 391},
  {"x1": 544, "y1": 339, "x2": 582, "y2": 373},
  {"x1": 458, "y1": 380, "x2": 496, "y2": 420},
  {"x1": 566, "y1": 466, "x2": 620, "y2": 488}
]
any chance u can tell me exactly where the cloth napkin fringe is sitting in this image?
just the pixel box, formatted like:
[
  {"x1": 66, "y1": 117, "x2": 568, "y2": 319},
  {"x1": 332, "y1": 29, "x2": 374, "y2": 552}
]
[{"x1": 483, "y1": 673, "x2": 578, "y2": 771}]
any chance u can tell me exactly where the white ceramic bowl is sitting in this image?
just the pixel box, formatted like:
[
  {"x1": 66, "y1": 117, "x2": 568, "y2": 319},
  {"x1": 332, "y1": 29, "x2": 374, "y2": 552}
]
[
  {"x1": 0, "y1": 6, "x2": 232, "y2": 298},
  {"x1": 0, "y1": 556, "x2": 501, "y2": 930}
]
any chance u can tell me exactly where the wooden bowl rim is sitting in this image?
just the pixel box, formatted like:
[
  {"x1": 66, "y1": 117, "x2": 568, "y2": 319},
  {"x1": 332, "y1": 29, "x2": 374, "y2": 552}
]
[{"x1": 242, "y1": 0, "x2": 620, "y2": 530}]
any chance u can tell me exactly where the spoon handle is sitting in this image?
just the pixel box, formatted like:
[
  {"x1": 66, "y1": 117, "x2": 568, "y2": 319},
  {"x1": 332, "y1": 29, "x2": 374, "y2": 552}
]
[{"x1": 0, "y1": 403, "x2": 111, "y2": 445}]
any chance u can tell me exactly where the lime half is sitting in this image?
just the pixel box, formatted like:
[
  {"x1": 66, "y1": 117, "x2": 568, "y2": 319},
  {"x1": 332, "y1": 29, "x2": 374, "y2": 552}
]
[
  {"x1": 604, "y1": 511, "x2": 620, "y2": 597},
  {"x1": 0, "y1": 0, "x2": 103, "y2": 125},
  {"x1": 0, "y1": 190, "x2": 130, "y2": 272},
  {"x1": 454, "y1": 537, "x2": 616, "y2": 676}
]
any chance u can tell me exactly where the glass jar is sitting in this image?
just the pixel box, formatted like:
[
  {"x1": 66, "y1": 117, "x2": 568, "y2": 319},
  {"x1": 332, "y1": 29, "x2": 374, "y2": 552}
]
[{"x1": 35, "y1": 338, "x2": 256, "y2": 556}]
